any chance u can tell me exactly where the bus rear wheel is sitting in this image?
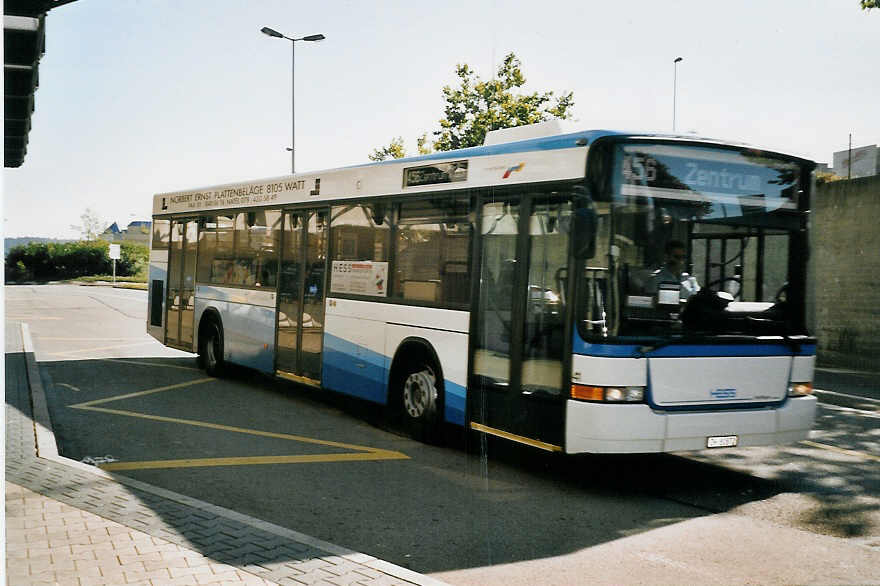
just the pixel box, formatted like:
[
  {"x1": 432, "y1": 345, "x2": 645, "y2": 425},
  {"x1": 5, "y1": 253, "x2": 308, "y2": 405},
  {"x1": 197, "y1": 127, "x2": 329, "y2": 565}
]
[
  {"x1": 397, "y1": 360, "x2": 442, "y2": 443},
  {"x1": 199, "y1": 320, "x2": 225, "y2": 377}
]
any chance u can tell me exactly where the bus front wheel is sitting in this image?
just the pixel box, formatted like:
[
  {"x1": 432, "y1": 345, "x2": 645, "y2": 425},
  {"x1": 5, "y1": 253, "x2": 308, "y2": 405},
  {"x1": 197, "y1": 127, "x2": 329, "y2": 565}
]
[
  {"x1": 397, "y1": 359, "x2": 442, "y2": 442},
  {"x1": 199, "y1": 319, "x2": 225, "y2": 377}
]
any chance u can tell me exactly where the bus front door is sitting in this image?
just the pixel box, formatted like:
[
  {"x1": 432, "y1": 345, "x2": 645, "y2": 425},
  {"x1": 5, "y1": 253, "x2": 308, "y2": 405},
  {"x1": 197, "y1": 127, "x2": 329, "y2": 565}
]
[
  {"x1": 276, "y1": 209, "x2": 329, "y2": 385},
  {"x1": 165, "y1": 219, "x2": 198, "y2": 350},
  {"x1": 470, "y1": 194, "x2": 570, "y2": 451}
]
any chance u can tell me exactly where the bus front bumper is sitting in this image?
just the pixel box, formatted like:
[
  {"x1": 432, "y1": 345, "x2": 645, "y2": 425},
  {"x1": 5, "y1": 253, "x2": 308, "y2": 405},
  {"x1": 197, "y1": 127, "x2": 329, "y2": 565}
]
[{"x1": 564, "y1": 395, "x2": 817, "y2": 454}]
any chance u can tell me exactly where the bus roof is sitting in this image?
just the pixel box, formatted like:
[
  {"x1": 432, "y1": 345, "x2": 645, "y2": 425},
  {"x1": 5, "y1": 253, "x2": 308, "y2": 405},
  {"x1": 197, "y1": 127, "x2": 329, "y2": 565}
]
[
  {"x1": 352, "y1": 128, "x2": 812, "y2": 168},
  {"x1": 152, "y1": 128, "x2": 813, "y2": 216}
]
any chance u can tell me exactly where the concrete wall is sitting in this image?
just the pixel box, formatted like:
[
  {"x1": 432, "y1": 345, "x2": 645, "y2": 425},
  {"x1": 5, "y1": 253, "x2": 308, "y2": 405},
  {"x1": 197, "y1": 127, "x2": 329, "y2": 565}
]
[{"x1": 812, "y1": 175, "x2": 880, "y2": 370}]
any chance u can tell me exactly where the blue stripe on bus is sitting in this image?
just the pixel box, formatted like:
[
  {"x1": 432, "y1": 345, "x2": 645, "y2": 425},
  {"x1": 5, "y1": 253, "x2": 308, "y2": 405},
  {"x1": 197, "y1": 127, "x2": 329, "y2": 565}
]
[
  {"x1": 573, "y1": 335, "x2": 816, "y2": 358},
  {"x1": 321, "y1": 333, "x2": 467, "y2": 426},
  {"x1": 444, "y1": 381, "x2": 466, "y2": 427},
  {"x1": 322, "y1": 333, "x2": 388, "y2": 404},
  {"x1": 360, "y1": 130, "x2": 626, "y2": 167},
  {"x1": 359, "y1": 128, "x2": 784, "y2": 169}
]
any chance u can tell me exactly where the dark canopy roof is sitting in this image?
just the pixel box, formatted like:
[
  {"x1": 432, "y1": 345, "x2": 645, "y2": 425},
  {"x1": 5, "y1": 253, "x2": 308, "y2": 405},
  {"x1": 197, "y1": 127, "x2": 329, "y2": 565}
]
[{"x1": 4, "y1": 0, "x2": 79, "y2": 167}]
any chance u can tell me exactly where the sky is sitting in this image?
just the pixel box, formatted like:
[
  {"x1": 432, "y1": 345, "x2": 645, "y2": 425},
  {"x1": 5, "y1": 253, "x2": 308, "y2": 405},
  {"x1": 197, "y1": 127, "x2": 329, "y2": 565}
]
[{"x1": 3, "y1": 0, "x2": 877, "y2": 239}]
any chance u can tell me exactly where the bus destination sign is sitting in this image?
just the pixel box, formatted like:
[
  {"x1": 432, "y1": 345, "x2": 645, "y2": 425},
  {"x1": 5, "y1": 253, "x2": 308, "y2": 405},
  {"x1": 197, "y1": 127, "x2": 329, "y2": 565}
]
[{"x1": 403, "y1": 161, "x2": 468, "y2": 188}]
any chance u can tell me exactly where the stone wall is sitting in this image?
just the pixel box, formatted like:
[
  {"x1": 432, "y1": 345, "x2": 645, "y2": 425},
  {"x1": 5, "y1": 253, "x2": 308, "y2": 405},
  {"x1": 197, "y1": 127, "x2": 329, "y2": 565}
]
[{"x1": 812, "y1": 175, "x2": 880, "y2": 370}]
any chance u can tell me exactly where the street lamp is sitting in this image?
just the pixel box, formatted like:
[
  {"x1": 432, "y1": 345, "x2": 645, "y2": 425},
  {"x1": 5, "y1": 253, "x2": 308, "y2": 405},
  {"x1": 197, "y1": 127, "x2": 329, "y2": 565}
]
[
  {"x1": 260, "y1": 26, "x2": 325, "y2": 175},
  {"x1": 673, "y1": 57, "x2": 683, "y2": 132}
]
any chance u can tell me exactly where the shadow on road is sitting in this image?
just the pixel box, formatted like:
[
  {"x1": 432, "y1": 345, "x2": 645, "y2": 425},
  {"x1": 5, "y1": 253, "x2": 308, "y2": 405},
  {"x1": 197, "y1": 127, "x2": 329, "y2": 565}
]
[
  {"x1": 22, "y1": 355, "x2": 869, "y2": 573},
  {"x1": 689, "y1": 402, "x2": 880, "y2": 543}
]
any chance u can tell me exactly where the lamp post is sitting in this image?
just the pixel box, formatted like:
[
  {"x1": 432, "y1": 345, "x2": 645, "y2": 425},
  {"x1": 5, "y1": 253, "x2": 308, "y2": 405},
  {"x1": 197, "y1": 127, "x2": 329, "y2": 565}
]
[
  {"x1": 260, "y1": 27, "x2": 325, "y2": 175},
  {"x1": 673, "y1": 57, "x2": 683, "y2": 133}
]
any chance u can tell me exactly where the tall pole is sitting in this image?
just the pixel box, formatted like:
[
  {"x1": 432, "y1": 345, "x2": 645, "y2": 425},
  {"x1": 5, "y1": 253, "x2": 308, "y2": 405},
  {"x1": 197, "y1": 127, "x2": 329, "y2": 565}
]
[
  {"x1": 673, "y1": 57, "x2": 683, "y2": 132},
  {"x1": 848, "y1": 133, "x2": 852, "y2": 180},
  {"x1": 290, "y1": 41, "x2": 296, "y2": 175},
  {"x1": 260, "y1": 28, "x2": 324, "y2": 176}
]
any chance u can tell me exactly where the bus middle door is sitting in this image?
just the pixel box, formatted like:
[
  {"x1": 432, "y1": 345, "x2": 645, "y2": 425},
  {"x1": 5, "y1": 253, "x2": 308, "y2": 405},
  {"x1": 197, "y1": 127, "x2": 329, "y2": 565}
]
[
  {"x1": 469, "y1": 193, "x2": 570, "y2": 452},
  {"x1": 276, "y1": 208, "x2": 329, "y2": 386}
]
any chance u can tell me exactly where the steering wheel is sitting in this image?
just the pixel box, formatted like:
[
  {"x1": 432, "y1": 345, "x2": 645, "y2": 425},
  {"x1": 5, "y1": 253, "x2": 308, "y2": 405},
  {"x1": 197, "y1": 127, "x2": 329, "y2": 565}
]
[{"x1": 774, "y1": 282, "x2": 789, "y2": 303}]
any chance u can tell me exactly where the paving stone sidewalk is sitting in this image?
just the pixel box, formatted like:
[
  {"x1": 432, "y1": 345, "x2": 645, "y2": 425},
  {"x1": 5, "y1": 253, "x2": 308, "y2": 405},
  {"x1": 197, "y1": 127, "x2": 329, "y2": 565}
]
[
  {"x1": 5, "y1": 323, "x2": 443, "y2": 586},
  {"x1": 5, "y1": 482, "x2": 278, "y2": 586}
]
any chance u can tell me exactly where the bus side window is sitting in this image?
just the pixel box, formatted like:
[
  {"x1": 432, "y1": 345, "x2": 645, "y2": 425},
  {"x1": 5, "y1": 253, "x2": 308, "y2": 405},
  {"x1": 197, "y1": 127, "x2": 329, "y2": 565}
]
[{"x1": 394, "y1": 198, "x2": 471, "y2": 307}]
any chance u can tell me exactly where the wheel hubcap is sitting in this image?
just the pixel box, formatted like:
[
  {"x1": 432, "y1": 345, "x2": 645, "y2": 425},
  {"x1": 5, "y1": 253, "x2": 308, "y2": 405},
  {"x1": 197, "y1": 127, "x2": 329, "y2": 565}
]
[{"x1": 403, "y1": 369, "x2": 436, "y2": 419}]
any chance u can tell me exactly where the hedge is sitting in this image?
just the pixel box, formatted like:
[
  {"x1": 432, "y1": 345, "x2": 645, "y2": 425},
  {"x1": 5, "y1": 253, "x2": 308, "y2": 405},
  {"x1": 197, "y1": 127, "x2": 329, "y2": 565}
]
[{"x1": 5, "y1": 240, "x2": 149, "y2": 282}]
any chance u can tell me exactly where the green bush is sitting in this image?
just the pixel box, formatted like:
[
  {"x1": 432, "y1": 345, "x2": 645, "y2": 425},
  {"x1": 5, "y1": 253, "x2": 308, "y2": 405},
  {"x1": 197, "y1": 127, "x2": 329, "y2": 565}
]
[
  {"x1": 4, "y1": 240, "x2": 150, "y2": 282},
  {"x1": 119, "y1": 241, "x2": 149, "y2": 279}
]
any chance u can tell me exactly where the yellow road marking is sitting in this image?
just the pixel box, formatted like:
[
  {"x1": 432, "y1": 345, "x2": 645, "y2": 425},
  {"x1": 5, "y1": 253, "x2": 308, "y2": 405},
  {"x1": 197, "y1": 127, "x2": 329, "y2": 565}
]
[
  {"x1": 49, "y1": 340, "x2": 159, "y2": 358},
  {"x1": 99, "y1": 358, "x2": 200, "y2": 371},
  {"x1": 69, "y1": 378, "x2": 214, "y2": 409},
  {"x1": 801, "y1": 440, "x2": 880, "y2": 462},
  {"x1": 69, "y1": 378, "x2": 408, "y2": 470},
  {"x1": 6, "y1": 316, "x2": 63, "y2": 320},
  {"x1": 36, "y1": 337, "x2": 146, "y2": 341},
  {"x1": 101, "y1": 451, "x2": 408, "y2": 471},
  {"x1": 74, "y1": 404, "x2": 404, "y2": 451}
]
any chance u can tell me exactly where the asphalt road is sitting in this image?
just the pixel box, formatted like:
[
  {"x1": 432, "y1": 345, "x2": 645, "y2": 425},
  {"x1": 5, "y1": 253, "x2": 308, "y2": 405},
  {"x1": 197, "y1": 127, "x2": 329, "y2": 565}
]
[{"x1": 7, "y1": 284, "x2": 879, "y2": 583}]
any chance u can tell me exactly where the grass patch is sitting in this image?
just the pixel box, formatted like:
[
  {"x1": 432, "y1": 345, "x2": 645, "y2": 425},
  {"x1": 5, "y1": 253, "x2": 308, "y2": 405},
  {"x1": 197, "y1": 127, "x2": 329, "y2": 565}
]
[
  {"x1": 113, "y1": 282, "x2": 148, "y2": 290},
  {"x1": 72, "y1": 275, "x2": 147, "y2": 284}
]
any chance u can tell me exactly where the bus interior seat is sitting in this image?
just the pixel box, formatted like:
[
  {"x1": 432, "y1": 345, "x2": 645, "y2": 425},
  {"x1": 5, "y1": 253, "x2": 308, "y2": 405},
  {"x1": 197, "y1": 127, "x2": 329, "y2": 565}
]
[
  {"x1": 442, "y1": 261, "x2": 469, "y2": 305},
  {"x1": 402, "y1": 280, "x2": 440, "y2": 302}
]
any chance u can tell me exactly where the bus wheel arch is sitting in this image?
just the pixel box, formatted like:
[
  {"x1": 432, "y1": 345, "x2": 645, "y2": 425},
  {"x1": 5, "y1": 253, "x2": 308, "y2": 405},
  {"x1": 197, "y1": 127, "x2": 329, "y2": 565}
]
[
  {"x1": 389, "y1": 338, "x2": 445, "y2": 442},
  {"x1": 198, "y1": 309, "x2": 225, "y2": 377}
]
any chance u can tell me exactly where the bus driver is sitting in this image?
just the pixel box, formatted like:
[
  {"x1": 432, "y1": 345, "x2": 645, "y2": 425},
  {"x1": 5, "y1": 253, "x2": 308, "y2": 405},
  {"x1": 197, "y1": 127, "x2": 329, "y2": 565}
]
[{"x1": 650, "y1": 239, "x2": 700, "y2": 300}]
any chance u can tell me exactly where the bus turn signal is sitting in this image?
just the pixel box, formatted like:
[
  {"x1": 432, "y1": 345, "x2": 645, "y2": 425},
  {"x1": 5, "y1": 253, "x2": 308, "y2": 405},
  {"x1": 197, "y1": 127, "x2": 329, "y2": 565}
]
[{"x1": 571, "y1": 384, "x2": 645, "y2": 403}]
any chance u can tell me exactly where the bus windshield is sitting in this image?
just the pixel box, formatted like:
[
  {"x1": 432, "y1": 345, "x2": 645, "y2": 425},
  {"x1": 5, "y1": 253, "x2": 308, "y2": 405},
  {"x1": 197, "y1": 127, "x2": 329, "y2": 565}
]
[{"x1": 580, "y1": 141, "x2": 809, "y2": 340}]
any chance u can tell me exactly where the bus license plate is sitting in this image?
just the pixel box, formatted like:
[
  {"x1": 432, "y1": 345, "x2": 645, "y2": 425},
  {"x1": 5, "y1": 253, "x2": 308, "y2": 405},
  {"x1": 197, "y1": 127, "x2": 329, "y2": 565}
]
[{"x1": 707, "y1": 435, "x2": 738, "y2": 448}]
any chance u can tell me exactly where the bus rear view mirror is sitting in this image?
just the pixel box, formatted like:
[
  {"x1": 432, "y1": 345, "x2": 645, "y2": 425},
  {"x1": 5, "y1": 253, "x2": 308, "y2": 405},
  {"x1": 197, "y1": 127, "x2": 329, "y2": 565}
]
[{"x1": 573, "y1": 202, "x2": 597, "y2": 259}]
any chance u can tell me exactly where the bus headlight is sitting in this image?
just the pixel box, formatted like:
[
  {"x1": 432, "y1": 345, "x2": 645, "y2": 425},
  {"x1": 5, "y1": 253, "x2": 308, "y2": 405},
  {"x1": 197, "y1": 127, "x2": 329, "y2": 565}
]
[
  {"x1": 788, "y1": 382, "x2": 813, "y2": 397},
  {"x1": 571, "y1": 384, "x2": 645, "y2": 403}
]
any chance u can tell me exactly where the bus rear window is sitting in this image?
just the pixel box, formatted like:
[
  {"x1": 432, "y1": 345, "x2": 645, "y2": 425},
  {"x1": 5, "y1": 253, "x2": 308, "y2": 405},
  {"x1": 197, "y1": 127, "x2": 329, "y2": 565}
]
[{"x1": 152, "y1": 219, "x2": 170, "y2": 251}]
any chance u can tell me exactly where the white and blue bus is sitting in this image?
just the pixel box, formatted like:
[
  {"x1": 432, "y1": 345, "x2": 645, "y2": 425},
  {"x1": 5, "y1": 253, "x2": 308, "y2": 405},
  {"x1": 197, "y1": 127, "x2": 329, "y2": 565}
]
[{"x1": 148, "y1": 122, "x2": 817, "y2": 453}]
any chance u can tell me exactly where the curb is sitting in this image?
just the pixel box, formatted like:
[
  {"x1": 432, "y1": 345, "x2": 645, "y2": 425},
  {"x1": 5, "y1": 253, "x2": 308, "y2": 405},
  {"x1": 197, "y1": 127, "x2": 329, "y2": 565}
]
[
  {"x1": 18, "y1": 321, "x2": 447, "y2": 586},
  {"x1": 813, "y1": 388, "x2": 880, "y2": 413},
  {"x1": 23, "y1": 322, "x2": 60, "y2": 460}
]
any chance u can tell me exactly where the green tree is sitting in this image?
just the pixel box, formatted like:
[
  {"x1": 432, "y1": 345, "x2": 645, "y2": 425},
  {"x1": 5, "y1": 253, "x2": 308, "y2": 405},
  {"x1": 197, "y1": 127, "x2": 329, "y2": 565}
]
[
  {"x1": 815, "y1": 171, "x2": 843, "y2": 185},
  {"x1": 368, "y1": 52, "x2": 574, "y2": 159},
  {"x1": 862, "y1": 0, "x2": 877, "y2": 10},
  {"x1": 368, "y1": 136, "x2": 407, "y2": 161},
  {"x1": 70, "y1": 207, "x2": 105, "y2": 241},
  {"x1": 416, "y1": 133, "x2": 432, "y2": 155},
  {"x1": 432, "y1": 53, "x2": 574, "y2": 151}
]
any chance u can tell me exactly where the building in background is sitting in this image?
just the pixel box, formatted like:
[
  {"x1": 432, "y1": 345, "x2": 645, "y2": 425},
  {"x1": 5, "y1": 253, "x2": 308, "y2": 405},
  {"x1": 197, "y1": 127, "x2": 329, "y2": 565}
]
[
  {"x1": 101, "y1": 220, "x2": 151, "y2": 243},
  {"x1": 833, "y1": 144, "x2": 879, "y2": 179}
]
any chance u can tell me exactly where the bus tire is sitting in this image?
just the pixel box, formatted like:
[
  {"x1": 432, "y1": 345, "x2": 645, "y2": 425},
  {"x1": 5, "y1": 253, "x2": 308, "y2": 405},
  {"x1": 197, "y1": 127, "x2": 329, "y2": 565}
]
[
  {"x1": 395, "y1": 354, "x2": 442, "y2": 443},
  {"x1": 199, "y1": 318, "x2": 225, "y2": 377}
]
